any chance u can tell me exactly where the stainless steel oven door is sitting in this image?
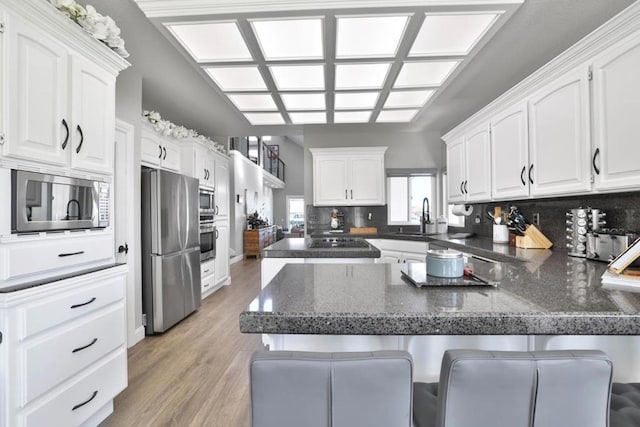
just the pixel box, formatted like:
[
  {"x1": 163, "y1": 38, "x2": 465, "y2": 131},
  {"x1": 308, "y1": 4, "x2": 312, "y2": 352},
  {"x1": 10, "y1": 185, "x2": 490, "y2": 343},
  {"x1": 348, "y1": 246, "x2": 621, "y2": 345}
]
[
  {"x1": 199, "y1": 225, "x2": 216, "y2": 261},
  {"x1": 11, "y1": 170, "x2": 109, "y2": 233}
]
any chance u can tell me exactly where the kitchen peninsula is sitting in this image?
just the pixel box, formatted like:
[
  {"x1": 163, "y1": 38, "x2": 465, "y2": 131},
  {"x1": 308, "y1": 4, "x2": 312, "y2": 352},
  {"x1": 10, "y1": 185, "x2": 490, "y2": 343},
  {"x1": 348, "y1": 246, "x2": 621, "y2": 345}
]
[{"x1": 242, "y1": 237, "x2": 640, "y2": 382}]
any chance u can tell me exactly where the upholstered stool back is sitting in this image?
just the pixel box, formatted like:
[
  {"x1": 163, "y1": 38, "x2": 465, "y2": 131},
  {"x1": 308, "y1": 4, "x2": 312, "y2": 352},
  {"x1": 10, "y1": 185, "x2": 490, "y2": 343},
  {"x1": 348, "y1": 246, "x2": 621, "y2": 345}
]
[
  {"x1": 414, "y1": 349, "x2": 613, "y2": 427},
  {"x1": 250, "y1": 350, "x2": 413, "y2": 427}
]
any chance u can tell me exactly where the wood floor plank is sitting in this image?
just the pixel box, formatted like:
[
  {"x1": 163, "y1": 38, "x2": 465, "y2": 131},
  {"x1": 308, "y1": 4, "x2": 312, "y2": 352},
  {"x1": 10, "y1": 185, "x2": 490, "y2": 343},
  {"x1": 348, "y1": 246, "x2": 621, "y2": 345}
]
[{"x1": 100, "y1": 258, "x2": 264, "y2": 427}]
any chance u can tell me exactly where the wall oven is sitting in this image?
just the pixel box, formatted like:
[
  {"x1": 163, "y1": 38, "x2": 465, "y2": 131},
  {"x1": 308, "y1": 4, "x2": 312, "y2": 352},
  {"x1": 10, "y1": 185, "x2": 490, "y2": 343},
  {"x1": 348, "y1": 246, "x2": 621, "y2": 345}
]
[
  {"x1": 11, "y1": 169, "x2": 110, "y2": 233},
  {"x1": 200, "y1": 222, "x2": 217, "y2": 261},
  {"x1": 199, "y1": 188, "x2": 215, "y2": 215}
]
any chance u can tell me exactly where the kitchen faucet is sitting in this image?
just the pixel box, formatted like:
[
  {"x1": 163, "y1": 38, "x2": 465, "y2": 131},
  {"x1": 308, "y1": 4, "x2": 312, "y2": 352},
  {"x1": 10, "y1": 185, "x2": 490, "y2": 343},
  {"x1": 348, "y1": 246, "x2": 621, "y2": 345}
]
[{"x1": 420, "y1": 197, "x2": 430, "y2": 234}]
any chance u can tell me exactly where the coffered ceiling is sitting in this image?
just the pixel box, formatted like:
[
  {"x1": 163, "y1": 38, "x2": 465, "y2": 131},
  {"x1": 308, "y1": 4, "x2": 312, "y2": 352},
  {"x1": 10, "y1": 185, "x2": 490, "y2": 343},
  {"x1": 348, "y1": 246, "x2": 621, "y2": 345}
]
[{"x1": 135, "y1": 0, "x2": 522, "y2": 126}]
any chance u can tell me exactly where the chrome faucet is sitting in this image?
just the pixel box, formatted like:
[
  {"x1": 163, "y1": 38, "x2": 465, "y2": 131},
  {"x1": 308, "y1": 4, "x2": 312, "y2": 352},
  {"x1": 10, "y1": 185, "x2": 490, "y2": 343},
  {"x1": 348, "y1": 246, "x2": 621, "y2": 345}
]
[{"x1": 420, "y1": 197, "x2": 430, "y2": 234}]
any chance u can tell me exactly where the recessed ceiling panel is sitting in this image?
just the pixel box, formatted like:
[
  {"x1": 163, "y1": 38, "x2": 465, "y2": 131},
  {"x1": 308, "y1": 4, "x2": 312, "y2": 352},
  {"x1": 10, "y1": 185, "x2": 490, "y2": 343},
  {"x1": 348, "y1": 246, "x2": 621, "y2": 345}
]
[
  {"x1": 281, "y1": 93, "x2": 326, "y2": 110},
  {"x1": 384, "y1": 89, "x2": 434, "y2": 108},
  {"x1": 269, "y1": 64, "x2": 325, "y2": 90},
  {"x1": 334, "y1": 92, "x2": 379, "y2": 109},
  {"x1": 251, "y1": 18, "x2": 324, "y2": 60},
  {"x1": 334, "y1": 111, "x2": 372, "y2": 123},
  {"x1": 410, "y1": 13, "x2": 499, "y2": 56},
  {"x1": 227, "y1": 93, "x2": 277, "y2": 111},
  {"x1": 377, "y1": 109, "x2": 419, "y2": 122},
  {"x1": 394, "y1": 61, "x2": 459, "y2": 88},
  {"x1": 335, "y1": 63, "x2": 391, "y2": 90},
  {"x1": 289, "y1": 112, "x2": 327, "y2": 124},
  {"x1": 244, "y1": 112, "x2": 285, "y2": 125},
  {"x1": 336, "y1": 15, "x2": 409, "y2": 58},
  {"x1": 205, "y1": 66, "x2": 267, "y2": 91},
  {"x1": 166, "y1": 21, "x2": 252, "y2": 62}
]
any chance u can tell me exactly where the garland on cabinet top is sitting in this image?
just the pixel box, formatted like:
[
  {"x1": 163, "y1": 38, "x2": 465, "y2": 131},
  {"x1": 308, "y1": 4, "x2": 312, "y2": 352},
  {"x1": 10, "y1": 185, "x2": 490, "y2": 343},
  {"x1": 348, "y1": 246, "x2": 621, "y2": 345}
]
[
  {"x1": 143, "y1": 110, "x2": 227, "y2": 154},
  {"x1": 47, "y1": 0, "x2": 129, "y2": 58}
]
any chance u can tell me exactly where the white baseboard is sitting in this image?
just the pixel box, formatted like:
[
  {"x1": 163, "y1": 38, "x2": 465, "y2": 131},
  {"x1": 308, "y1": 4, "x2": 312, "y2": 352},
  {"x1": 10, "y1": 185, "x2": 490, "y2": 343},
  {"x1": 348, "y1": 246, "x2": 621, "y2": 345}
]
[
  {"x1": 230, "y1": 254, "x2": 244, "y2": 264},
  {"x1": 128, "y1": 326, "x2": 146, "y2": 348}
]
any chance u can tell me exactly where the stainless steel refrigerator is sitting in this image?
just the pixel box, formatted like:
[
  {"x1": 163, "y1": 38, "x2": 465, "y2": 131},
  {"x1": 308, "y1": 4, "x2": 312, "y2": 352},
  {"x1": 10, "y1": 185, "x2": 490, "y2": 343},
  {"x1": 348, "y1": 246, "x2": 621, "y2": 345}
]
[{"x1": 141, "y1": 168, "x2": 201, "y2": 334}]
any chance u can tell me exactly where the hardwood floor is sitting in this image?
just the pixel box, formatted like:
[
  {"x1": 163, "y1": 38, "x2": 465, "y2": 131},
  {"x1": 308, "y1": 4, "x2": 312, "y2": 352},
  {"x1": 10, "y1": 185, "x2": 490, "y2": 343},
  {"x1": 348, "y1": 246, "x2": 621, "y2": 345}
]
[{"x1": 101, "y1": 258, "x2": 264, "y2": 427}]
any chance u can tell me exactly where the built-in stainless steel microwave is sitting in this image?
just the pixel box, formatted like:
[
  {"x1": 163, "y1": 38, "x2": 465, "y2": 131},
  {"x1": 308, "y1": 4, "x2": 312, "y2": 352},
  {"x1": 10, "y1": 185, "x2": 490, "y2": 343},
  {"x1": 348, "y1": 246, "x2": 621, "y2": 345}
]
[
  {"x1": 199, "y1": 187, "x2": 215, "y2": 214},
  {"x1": 11, "y1": 170, "x2": 110, "y2": 233}
]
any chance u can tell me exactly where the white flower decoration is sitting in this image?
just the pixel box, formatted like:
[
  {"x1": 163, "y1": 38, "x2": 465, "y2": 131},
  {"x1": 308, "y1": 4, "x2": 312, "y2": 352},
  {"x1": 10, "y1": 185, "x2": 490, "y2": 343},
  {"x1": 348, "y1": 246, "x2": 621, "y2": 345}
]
[{"x1": 142, "y1": 110, "x2": 227, "y2": 154}]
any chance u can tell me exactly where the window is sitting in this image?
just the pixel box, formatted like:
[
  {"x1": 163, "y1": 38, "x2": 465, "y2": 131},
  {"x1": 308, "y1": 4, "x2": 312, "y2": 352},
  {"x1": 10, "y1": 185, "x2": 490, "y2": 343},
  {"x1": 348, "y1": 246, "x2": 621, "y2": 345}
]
[
  {"x1": 287, "y1": 196, "x2": 305, "y2": 231},
  {"x1": 387, "y1": 170, "x2": 437, "y2": 225},
  {"x1": 443, "y1": 171, "x2": 464, "y2": 227}
]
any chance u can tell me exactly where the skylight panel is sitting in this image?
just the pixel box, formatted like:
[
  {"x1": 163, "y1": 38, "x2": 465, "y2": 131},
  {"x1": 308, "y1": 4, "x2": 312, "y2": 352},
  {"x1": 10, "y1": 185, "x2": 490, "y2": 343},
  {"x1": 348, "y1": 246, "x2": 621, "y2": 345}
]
[
  {"x1": 205, "y1": 66, "x2": 267, "y2": 91},
  {"x1": 377, "y1": 109, "x2": 419, "y2": 122},
  {"x1": 166, "y1": 21, "x2": 252, "y2": 62},
  {"x1": 334, "y1": 111, "x2": 372, "y2": 123},
  {"x1": 244, "y1": 113, "x2": 285, "y2": 125},
  {"x1": 336, "y1": 15, "x2": 409, "y2": 58},
  {"x1": 251, "y1": 18, "x2": 324, "y2": 60},
  {"x1": 289, "y1": 112, "x2": 327, "y2": 124},
  {"x1": 280, "y1": 93, "x2": 326, "y2": 110},
  {"x1": 227, "y1": 94, "x2": 277, "y2": 111},
  {"x1": 384, "y1": 89, "x2": 434, "y2": 108},
  {"x1": 334, "y1": 92, "x2": 379, "y2": 110},
  {"x1": 410, "y1": 13, "x2": 499, "y2": 56},
  {"x1": 393, "y1": 61, "x2": 459, "y2": 88},
  {"x1": 335, "y1": 63, "x2": 391, "y2": 90},
  {"x1": 269, "y1": 65, "x2": 325, "y2": 91}
]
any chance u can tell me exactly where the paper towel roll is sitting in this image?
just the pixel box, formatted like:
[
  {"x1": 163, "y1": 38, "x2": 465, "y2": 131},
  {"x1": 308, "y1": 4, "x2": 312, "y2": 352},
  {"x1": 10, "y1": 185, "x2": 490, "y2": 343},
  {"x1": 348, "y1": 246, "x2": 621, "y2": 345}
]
[{"x1": 451, "y1": 204, "x2": 473, "y2": 216}]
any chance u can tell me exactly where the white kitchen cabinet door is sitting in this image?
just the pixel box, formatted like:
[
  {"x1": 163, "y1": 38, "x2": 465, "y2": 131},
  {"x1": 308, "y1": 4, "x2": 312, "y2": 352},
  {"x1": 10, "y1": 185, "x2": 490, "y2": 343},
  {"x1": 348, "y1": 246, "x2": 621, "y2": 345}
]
[
  {"x1": 464, "y1": 124, "x2": 492, "y2": 202},
  {"x1": 313, "y1": 157, "x2": 349, "y2": 206},
  {"x1": 193, "y1": 146, "x2": 213, "y2": 188},
  {"x1": 214, "y1": 155, "x2": 230, "y2": 220},
  {"x1": 378, "y1": 250, "x2": 402, "y2": 263},
  {"x1": 141, "y1": 129, "x2": 162, "y2": 167},
  {"x1": 349, "y1": 155, "x2": 385, "y2": 205},
  {"x1": 70, "y1": 55, "x2": 115, "y2": 175},
  {"x1": 528, "y1": 68, "x2": 591, "y2": 197},
  {"x1": 446, "y1": 138, "x2": 466, "y2": 203},
  {"x1": 592, "y1": 31, "x2": 640, "y2": 192},
  {"x1": 160, "y1": 138, "x2": 181, "y2": 172},
  {"x1": 491, "y1": 102, "x2": 530, "y2": 200},
  {"x1": 5, "y1": 14, "x2": 69, "y2": 166},
  {"x1": 215, "y1": 222, "x2": 230, "y2": 286}
]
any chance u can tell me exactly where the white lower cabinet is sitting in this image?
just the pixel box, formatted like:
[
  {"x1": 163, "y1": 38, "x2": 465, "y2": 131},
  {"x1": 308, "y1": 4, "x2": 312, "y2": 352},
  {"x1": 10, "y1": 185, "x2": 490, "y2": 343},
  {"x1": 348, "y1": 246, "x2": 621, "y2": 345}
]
[
  {"x1": 201, "y1": 258, "x2": 216, "y2": 299},
  {"x1": 0, "y1": 264, "x2": 128, "y2": 427},
  {"x1": 370, "y1": 239, "x2": 428, "y2": 264},
  {"x1": 215, "y1": 222, "x2": 230, "y2": 287}
]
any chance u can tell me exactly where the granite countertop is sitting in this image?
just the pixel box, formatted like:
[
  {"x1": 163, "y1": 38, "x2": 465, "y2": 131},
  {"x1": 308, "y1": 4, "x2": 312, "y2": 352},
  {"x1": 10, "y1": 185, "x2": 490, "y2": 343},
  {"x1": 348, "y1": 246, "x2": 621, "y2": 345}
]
[
  {"x1": 262, "y1": 237, "x2": 381, "y2": 258},
  {"x1": 240, "y1": 247, "x2": 640, "y2": 335}
]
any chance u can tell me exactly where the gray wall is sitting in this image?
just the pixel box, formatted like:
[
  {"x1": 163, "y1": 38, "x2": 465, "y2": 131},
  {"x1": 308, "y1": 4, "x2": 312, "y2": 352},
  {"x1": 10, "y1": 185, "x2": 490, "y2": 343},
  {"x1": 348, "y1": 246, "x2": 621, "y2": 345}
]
[
  {"x1": 272, "y1": 136, "x2": 305, "y2": 228},
  {"x1": 303, "y1": 127, "x2": 446, "y2": 207}
]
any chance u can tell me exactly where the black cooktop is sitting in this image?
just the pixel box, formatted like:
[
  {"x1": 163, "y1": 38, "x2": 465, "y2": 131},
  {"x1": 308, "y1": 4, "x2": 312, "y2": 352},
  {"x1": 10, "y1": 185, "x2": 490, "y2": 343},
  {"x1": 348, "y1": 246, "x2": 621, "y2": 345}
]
[{"x1": 308, "y1": 238, "x2": 370, "y2": 249}]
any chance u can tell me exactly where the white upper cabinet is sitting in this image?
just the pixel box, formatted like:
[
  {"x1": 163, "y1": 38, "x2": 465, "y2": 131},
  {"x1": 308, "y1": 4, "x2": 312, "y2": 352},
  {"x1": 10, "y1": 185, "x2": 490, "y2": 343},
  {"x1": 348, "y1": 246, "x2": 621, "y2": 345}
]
[
  {"x1": 1, "y1": 8, "x2": 125, "y2": 175},
  {"x1": 491, "y1": 102, "x2": 529, "y2": 200},
  {"x1": 445, "y1": 126, "x2": 491, "y2": 204},
  {"x1": 528, "y1": 67, "x2": 591, "y2": 197},
  {"x1": 6, "y1": 14, "x2": 69, "y2": 166},
  {"x1": 214, "y1": 154, "x2": 230, "y2": 219},
  {"x1": 141, "y1": 126, "x2": 181, "y2": 172},
  {"x1": 464, "y1": 123, "x2": 492, "y2": 202},
  {"x1": 591, "y1": 30, "x2": 640, "y2": 191},
  {"x1": 70, "y1": 55, "x2": 115, "y2": 175},
  {"x1": 446, "y1": 137, "x2": 466, "y2": 204},
  {"x1": 311, "y1": 147, "x2": 387, "y2": 206},
  {"x1": 181, "y1": 141, "x2": 214, "y2": 188}
]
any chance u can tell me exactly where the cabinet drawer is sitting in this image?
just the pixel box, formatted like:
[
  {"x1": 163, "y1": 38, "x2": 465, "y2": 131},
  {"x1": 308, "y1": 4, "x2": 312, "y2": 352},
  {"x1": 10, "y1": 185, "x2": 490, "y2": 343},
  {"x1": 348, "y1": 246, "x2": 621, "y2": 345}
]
[
  {"x1": 21, "y1": 349, "x2": 127, "y2": 427},
  {"x1": 2, "y1": 234, "x2": 114, "y2": 280},
  {"x1": 21, "y1": 274, "x2": 125, "y2": 339},
  {"x1": 200, "y1": 259, "x2": 214, "y2": 277},
  {"x1": 202, "y1": 273, "x2": 216, "y2": 294},
  {"x1": 22, "y1": 304, "x2": 126, "y2": 405}
]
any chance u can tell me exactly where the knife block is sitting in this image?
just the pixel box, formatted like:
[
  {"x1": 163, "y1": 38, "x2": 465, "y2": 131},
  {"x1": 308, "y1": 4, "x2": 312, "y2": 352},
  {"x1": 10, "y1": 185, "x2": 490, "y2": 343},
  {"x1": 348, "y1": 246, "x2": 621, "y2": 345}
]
[{"x1": 516, "y1": 224, "x2": 553, "y2": 249}]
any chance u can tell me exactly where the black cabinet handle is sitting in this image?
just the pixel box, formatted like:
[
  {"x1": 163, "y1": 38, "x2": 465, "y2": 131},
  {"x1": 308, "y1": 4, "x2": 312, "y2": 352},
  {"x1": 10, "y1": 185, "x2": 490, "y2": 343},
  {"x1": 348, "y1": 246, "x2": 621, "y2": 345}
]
[
  {"x1": 345, "y1": 189, "x2": 348, "y2": 199},
  {"x1": 593, "y1": 148, "x2": 600, "y2": 175},
  {"x1": 75, "y1": 125, "x2": 84, "y2": 154},
  {"x1": 72, "y1": 338, "x2": 98, "y2": 353},
  {"x1": 529, "y1": 164, "x2": 534, "y2": 184},
  {"x1": 162, "y1": 146, "x2": 167, "y2": 160},
  {"x1": 72, "y1": 390, "x2": 98, "y2": 411},
  {"x1": 460, "y1": 181, "x2": 464, "y2": 194},
  {"x1": 70, "y1": 297, "x2": 96, "y2": 309},
  {"x1": 350, "y1": 189, "x2": 353, "y2": 199},
  {"x1": 62, "y1": 119, "x2": 69, "y2": 150},
  {"x1": 118, "y1": 243, "x2": 129, "y2": 254},
  {"x1": 520, "y1": 166, "x2": 526, "y2": 186},
  {"x1": 464, "y1": 180, "x2": 468, "y2": 194},
  {"x1": 59, "y1": 251, "x2": 85, "y2": 258},
  {"x1": 158, "y1": 145, "x2": 162, "y2": 159}
]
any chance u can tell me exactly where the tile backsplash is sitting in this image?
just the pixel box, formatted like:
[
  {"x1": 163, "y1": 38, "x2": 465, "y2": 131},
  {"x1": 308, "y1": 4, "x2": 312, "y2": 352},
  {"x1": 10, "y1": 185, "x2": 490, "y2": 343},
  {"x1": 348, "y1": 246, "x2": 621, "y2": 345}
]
[
  {"x1": 306, "y1": 205, "x2": 388, "y2": 234},
  {"x1": 460, "y1": 191, "x2": 640, "y2": 250}
]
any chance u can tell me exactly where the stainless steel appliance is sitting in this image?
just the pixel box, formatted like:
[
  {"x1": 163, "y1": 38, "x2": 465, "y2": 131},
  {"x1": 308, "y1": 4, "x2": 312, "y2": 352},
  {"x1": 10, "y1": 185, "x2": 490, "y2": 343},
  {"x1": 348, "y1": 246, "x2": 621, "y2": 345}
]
[
  {"x1": 566, "y1": 207, "x2": 606, "y2": 258},
  {"x1": 141, "y1": 168, "x2": 201, "y2": 335},
  {"x1": 199, "y1": 187, "x2": 216, "y2": 214},
  {"x1": 586, "y1": 231, "x2": 637, "y2": 262},
  {"x1": 11, "y1": 169, "x2": 109, "y2": 233},
  {"x1": 199, "y1": 222, "x2": 217, "y2": 261}
]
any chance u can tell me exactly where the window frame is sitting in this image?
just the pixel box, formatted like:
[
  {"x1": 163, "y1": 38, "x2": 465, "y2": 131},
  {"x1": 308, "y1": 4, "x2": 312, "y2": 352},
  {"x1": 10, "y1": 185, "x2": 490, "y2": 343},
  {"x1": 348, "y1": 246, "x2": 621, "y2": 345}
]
[
  {"x1": 286, "y1": 195, "x2": 305, "y2": 231},
  {"x1": 386, "y1": 168, "x2": 439, "y2": 226}
]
